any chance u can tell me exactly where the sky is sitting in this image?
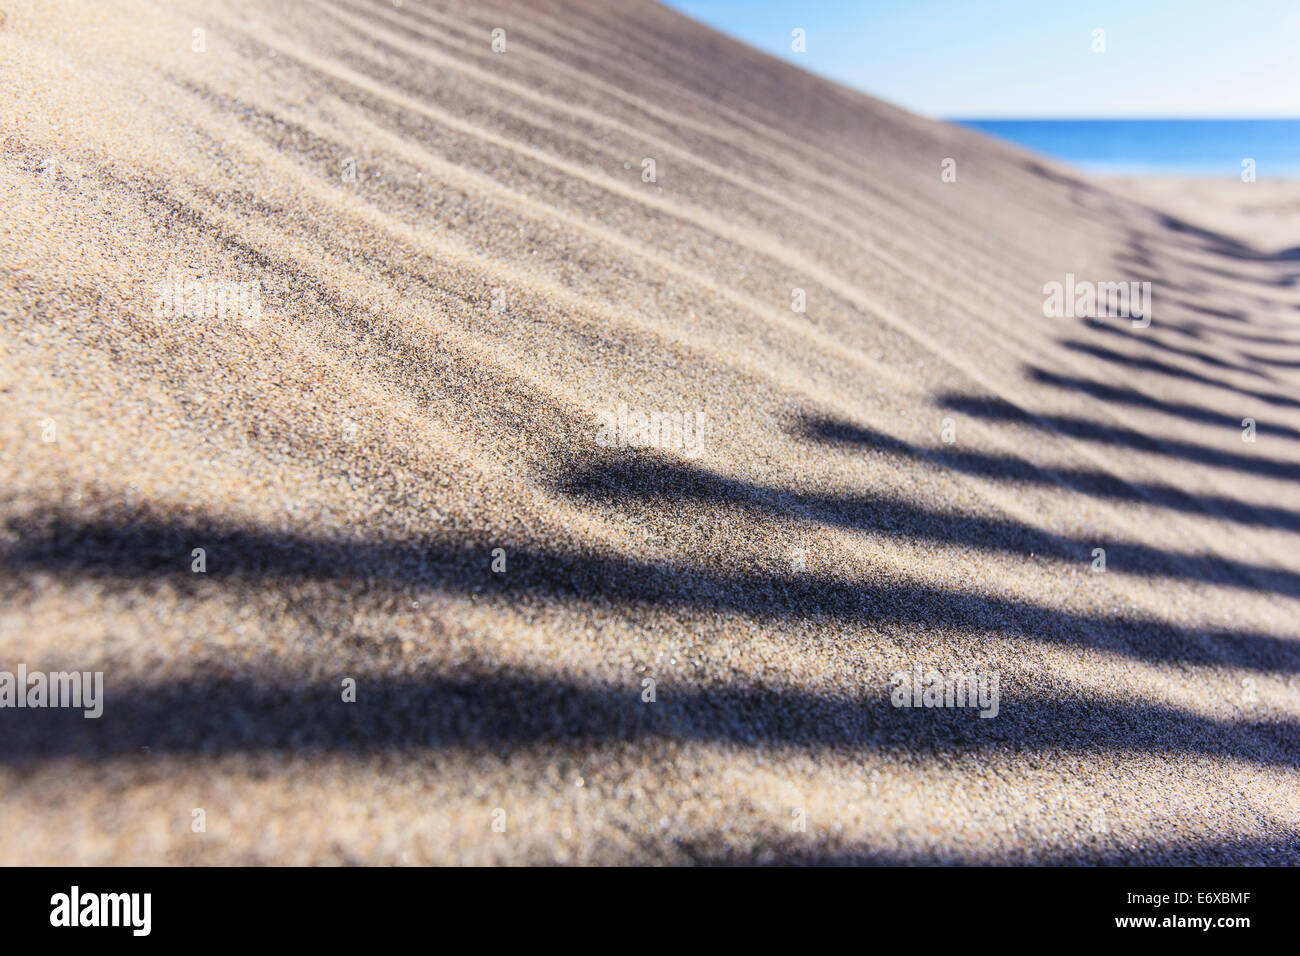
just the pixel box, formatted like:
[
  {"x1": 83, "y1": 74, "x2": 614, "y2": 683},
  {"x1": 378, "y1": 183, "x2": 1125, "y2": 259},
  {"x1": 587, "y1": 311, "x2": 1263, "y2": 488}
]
[{"x1": 662, "y1": 0, "x2": 1300, "y2": 118}]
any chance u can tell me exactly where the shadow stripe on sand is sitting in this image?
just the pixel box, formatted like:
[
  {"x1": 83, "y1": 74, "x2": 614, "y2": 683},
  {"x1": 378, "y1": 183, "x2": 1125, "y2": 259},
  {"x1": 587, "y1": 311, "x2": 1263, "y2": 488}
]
[
  {"x1": 1, "y1": 667, "x2": 1295, "y2": 770},
  {"x1": 5, "y1": 507, "x2": 1299, "y2": 675}
]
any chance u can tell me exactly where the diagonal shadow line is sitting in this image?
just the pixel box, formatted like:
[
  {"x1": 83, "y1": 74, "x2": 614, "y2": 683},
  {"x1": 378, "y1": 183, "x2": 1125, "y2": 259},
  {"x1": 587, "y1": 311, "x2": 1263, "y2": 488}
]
[
  {"x1": 1243, "y1": 352, "x2": 1300, "y2": 370},
  {"x1": 1167, "y1": 257, "x2": 1300, "y2": 291},
  {"x1": 3, "y1": 509, "x2": 1299, "y2": 675},
  {"x1": 1086, "y1": 321, "x2": 1273, "y2": 381},
  {"x1": 558, "y1": 458, "x2": 1300, "y2": 598},
  {"x1": 1203, "y1": 327, "x2": 1300, "y2": 347},
  {"x1": 1152, "y1": 211, "x2": 1300, "y2": 264},
  {"x1": 938, "y1": 393, "x2": 1300, "y2": 481},
  {"x1": 1115, "y1": 221, "x2": 1300, "y2": 294},
  {"x1": 801, "y1": 413, "x2": 1300, "y2": 536},
  {"x1": 0, "y1": 665, "x2": 1295, "y2": 771},
  {"x1": 1061, "y1": 340, "x2": 1300, "y2": 410},
  {"x1": 1027, "y1": 367, "x2": 1300, "y2": 442}
]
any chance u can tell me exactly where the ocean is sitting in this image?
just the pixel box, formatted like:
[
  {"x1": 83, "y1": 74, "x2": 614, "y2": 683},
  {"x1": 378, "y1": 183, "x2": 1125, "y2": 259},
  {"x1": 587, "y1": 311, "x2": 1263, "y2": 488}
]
[{"x1": 952, "y1": 118, "x2": 1300, "y2": 177}]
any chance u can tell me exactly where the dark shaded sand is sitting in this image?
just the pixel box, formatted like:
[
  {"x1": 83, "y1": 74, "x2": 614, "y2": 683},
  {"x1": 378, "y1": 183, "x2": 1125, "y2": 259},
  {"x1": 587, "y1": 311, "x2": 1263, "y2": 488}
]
[{"x1": 1, "y1": 0, "x2": 1297, "y2": 863}]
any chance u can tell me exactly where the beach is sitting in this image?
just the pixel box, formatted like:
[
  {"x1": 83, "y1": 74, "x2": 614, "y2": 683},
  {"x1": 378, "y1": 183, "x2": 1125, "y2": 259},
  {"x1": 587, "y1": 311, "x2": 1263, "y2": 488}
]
[
  {"x1": 1110, "y1": 177, "x2": 1300, "y2": 252},
  {"x1": 1, "y1": 0, "x2": 1298, "y2": 864}
]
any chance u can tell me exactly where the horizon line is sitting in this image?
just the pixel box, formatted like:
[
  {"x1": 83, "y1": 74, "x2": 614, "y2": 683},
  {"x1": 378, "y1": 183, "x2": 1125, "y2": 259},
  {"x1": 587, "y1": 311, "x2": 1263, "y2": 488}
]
[{"x1": 944, "y1": 115, "x2": 1300, "y2": 122}]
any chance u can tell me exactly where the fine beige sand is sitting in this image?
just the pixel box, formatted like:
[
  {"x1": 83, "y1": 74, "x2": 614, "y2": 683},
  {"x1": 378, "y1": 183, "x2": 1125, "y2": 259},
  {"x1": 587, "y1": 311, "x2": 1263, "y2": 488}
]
[
  {"x1": 1110, "y1": 177, "x2": 1300, "y2": 255},
  {"x1": 1, "y1": 0, "x2": 1298, "y2": 865}
]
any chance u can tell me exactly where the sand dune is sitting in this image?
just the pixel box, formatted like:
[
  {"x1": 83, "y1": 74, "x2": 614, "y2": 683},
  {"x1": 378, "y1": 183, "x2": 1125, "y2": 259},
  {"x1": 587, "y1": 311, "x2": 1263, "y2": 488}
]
[{"x1": 2, "y1": 0, "x2": 1298, "y2": 864}]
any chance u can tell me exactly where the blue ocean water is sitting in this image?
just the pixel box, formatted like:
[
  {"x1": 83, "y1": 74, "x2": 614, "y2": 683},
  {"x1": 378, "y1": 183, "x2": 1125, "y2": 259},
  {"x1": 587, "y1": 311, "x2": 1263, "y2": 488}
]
[{"x1": 952, "y1": 119, "x2": 1300, "y2": 177}]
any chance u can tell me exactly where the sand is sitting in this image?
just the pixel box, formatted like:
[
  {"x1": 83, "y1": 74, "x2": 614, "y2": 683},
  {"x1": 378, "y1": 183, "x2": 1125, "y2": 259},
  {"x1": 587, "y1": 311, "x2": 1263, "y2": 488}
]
[
  {"x1": 1110, "y1": 177, "x2": 1300, "y2": 252},
  {"x1": 1, "y1": 0, "x2": 1297, "y2": 865}
]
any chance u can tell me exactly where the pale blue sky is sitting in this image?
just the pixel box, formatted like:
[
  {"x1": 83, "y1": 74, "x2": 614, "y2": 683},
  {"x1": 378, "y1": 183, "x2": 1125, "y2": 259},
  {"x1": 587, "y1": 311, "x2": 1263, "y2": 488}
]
[{"x1": 663, "y1": 1, "x2": 1300, "y2": 118}]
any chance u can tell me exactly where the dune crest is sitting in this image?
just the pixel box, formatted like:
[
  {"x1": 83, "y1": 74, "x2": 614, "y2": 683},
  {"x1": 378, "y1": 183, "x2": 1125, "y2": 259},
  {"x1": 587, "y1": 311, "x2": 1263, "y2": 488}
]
[{"x1": 2, "y1": 0, "x2": 1298, "y2": 864}]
